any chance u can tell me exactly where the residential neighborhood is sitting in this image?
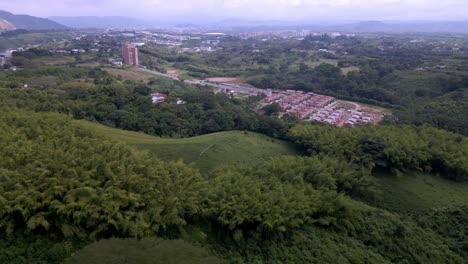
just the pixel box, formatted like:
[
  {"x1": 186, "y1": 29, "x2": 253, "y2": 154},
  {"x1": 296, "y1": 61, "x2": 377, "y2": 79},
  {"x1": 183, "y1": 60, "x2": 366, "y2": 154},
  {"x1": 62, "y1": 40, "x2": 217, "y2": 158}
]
[{"x1": 261, "y1": 90, "x2": 386, "y2": 127}]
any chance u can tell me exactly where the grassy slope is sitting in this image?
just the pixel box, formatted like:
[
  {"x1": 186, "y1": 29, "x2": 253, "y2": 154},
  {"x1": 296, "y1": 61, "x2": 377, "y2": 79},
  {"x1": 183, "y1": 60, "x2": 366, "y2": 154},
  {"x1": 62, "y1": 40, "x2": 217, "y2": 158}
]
[
  {"x1": 77, "y1": 121, "x2": 467, "y2": 212},
  {"x1": 104, "y1": 67, "x2": 154, "y2": 81},
  {"x1": 373, "y1": 173, "x2": 468, "y2": 213},
  {"x1": 77, "y1": 121, "x2": 298, "y2": 173}
]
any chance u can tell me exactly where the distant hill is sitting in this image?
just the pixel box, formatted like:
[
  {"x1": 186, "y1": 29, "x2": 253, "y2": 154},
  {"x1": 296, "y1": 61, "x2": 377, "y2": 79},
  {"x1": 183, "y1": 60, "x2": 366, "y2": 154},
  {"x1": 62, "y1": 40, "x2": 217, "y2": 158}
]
[
  {"x1": 0, "y1": 10, "x2": 66, "y2": 30},
  {"x1": 331, "y1": 20, "x2": 468, "y2": 33},
  {"x1": 49, "y1": 16, "x2": 168, "y2": 29},
  {"x1": 0, "y1": 18, "x2": 16, "y2": 32},
  {"x1": 211, "y1": 19, "x2": 468, "y2": 34},
  {"x1": 354, "y1": 21, "x2": 392, "y2": 32},
  {"x1": 46, "y1": 14, "x2": 468, "y2": 33}
]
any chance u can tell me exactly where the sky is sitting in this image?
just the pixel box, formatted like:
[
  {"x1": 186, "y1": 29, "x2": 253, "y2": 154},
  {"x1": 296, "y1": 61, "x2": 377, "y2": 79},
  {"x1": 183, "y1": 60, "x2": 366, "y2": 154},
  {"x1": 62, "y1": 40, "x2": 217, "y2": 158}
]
[{"x1": 1, "y1": 0, "x2": 468, "y2": 21}]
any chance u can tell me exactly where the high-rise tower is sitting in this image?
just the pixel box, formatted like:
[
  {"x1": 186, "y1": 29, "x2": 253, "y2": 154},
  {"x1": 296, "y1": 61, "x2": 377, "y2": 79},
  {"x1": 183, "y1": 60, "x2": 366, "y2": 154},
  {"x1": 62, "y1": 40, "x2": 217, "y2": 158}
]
[{"x1": 121, "y1": 43, "x2": 139, "y2": 66}]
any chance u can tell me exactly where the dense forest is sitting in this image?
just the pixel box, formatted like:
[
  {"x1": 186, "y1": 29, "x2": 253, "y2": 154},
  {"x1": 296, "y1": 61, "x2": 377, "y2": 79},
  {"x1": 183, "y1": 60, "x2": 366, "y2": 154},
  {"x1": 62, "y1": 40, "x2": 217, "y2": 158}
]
[
  {"x1": 289, "y1": 124, "x2": 468, "y2": 181},
  {"x1": 0, "y1": 110, "x2": 466, "y2": 263},
  {"x1": 0, "y1": 66, "x2": 291, "y2": 139}
]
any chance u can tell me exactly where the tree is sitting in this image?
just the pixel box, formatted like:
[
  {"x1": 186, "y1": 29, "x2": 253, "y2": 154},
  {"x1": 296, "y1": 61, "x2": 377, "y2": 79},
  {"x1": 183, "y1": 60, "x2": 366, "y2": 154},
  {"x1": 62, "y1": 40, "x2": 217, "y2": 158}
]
[
  {"x1": 357, "y1": 136, "x2": 388, "y2": 169},
  {"x1": 262, "y1": 102, "x2": 281, "y2": 116}
]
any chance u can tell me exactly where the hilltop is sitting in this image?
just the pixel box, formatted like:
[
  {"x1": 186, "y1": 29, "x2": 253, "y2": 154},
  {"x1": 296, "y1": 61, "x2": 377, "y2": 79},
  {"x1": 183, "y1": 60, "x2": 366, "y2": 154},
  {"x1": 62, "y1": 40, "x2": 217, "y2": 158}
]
[
  {"x1": 0, "y1": 19, "x2": 15, "y2": 32},
  {"x1": 0, "y1": 10, "x2": 66, "y2": 30},
  {"x1": 77, "y1": 121, "x2": 298, "y2": 173},
  {"x1": 48, "y1": 16, "x2": 173, "y2": 29}
]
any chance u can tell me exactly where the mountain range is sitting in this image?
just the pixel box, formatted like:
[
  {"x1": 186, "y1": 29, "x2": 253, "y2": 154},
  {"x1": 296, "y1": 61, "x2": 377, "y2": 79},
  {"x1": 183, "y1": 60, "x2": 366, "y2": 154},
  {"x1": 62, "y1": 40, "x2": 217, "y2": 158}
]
[
  {"x1": 333, "y1": 20, "x2": 468, "y2": 33},
  {"x1": 48, "y1": 15, "x2": 468, "y2": 34},
  {"x1": 213, "y1": 20, "x2": 468, "y2": 34},
  {"x1": 49, "y1": 16, "x2": 176, "y2": 29},
  {"x1": 0, "y1": 10, "x2": 66, "y2": 31},
  {"x1": 2, "y1": 10, "x2": 468, "y2": 34}
]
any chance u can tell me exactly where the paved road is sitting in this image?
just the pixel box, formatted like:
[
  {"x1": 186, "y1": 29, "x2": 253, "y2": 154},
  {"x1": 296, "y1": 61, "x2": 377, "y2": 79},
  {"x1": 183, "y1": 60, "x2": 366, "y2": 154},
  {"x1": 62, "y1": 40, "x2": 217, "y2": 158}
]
[
  {"x1": 137, "y1": 68, "x2": 260, "y2": 93},
  {"x1": 136, "y1": 68, "x2": 210, "y2": 86},
  {"x1": 136, "y1": 67, "x2": 181, "y2": 81}
]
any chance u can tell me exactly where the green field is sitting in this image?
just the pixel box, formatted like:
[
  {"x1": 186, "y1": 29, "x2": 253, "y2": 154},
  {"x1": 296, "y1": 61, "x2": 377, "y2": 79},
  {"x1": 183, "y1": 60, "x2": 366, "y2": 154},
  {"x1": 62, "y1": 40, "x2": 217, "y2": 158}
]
[
  {"x1": 31, "y1": 56, "x2": 75, "y2": 66},
  {"x1": 341, "y1": 66, "x2": 360, "y2": 75},
  {"x1": 78, "y1": 121, "x2": 298, "y2": 173},
  {"x1": 104, "y1": 67, "x2": 155, "y2": 81},
  {"x1": 374, "y1": 173, "x2": 468, "y2": 213},
  {"x1": 305, "y1": 58, "x2": 339, "y2": 68}
]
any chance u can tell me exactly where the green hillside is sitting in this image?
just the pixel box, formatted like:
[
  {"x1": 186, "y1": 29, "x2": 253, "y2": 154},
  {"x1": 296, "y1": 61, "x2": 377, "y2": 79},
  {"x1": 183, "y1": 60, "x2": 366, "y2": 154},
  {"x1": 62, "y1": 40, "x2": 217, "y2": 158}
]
[
  {"x1": 0, "y1": 10, "x2": 66, "y2": 30},
  {"x1": 0, "y1": 19, "x2": 15, "y2": 32},
  {"x1": 65, "y1": 238, "x2": 224, "y2": 264},
  {"x1": 78, "y1": 121, "x2": 298, "y2": 173},
  {"x1": 1, "y1": 111, "x2": 466, "y2": 263},
  {"x1": 374, "y1": 173, "x2": 468, "y2": 213}
]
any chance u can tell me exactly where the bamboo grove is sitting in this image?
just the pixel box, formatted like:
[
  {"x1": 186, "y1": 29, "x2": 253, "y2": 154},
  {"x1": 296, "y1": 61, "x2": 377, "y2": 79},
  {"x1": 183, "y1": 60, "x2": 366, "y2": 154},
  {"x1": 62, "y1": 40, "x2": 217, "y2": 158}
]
[{"x1": 1, "y1": 110, "x2": 466, "y2": 263}]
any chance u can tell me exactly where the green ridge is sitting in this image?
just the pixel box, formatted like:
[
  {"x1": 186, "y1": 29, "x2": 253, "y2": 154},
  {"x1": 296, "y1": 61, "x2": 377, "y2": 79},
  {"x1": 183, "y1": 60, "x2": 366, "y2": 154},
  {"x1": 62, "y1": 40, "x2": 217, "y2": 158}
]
[
  {"x1": 78, "y1": 121, "x2": 298, "y2": 173},
  {"x1": 374, "y1": 173, "x2": 468, "y2": 212}
]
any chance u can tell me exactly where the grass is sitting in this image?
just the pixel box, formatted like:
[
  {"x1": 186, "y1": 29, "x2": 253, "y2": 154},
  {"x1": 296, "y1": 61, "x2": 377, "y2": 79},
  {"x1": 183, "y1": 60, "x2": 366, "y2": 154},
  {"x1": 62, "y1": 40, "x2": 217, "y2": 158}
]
[
  {"x1": 178, "y1": 70, "x2": 195, "y2": 81},
  {"x1": 341, "y1": 66, "x2": 360, "y2": 75},
  {"x1": 303, "y1": 59, "x2": 358, "y2": 75},
  {"x1": 305, "y1": 58, "x2": 339, "y2": 68},
  {"x1": 373, "y1": 173, "x2": 468, "y2": 213},
  {"x1": 32, "y1": 56, "x2": 75, "y2": 66},
  {"x1": 65, "y1": 238, "x2": 223, "y2": 264},
  {"x1": 104, "y1": 67, "x2": 154, "y2": 81},
  {"x1": 358, "y1": 102, "x2": 393, "y2": 114},
  {"x1": 78, "y1": 121, "x2": 298, "y2": 173}
]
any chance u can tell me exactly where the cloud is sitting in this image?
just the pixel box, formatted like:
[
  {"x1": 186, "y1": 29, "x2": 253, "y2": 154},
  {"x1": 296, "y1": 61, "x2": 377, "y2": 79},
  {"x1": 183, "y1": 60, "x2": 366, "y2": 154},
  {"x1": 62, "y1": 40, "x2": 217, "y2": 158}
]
[
  {"x1": 279, "y1": 0, "x2": 305, "y2": 7},
  {"x1": 1, "y1": 0, "x2": 468, "y2": 20}
]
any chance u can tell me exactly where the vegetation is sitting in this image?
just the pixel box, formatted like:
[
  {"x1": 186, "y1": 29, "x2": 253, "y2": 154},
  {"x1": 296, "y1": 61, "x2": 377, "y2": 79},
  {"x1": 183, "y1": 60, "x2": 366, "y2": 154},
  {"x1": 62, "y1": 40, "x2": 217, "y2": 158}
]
[
  {"x1": 0, "y1": 29, "x2": 71, "y2": 52},
  {"x1": 65, "y1": 238, "x2": 224, "y2": 264},
  {"x1": 414, "y1": 207, "x2": 468, "y2": 259},
  {"x1": 0, "y1": 69, "x2": 292, "y2": 139},
  {"x1": 373, "y1": 173, "x2": 468, "y2": 212},
  {"x1": 0, "y1": 111, "x2": 205, "y2": 240},
  {"x1": 0, "y1": 10, "x2": 66, "y2": 30},
  {"x1": 1, "y1": 31, "x2": 468, "y2": 263},
  {"x1": 2, "y1": 110, "x2": 465, "y2": 263},
  {"x1": 289, "y1": 124, "x2": 468, "y2": 181},
  {"x1": 140, "y1": 35, "x2": 468, "y2": 135},
  {"x1": 396, "y1": 88, "x2": 468, "y2": 135},
  {"x1": 209, "y1": 201, "x2": 462, "y2": 263},
  {"x1": 79, "y1": 121, "x2": 297, "y2": 174}
]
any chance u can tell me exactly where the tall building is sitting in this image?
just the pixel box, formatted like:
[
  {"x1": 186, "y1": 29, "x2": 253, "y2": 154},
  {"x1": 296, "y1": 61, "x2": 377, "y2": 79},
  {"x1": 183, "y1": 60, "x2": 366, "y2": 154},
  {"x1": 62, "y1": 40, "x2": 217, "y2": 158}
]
[{"x1": 121, "y1": 43, "x2": 139, "y2": 66}]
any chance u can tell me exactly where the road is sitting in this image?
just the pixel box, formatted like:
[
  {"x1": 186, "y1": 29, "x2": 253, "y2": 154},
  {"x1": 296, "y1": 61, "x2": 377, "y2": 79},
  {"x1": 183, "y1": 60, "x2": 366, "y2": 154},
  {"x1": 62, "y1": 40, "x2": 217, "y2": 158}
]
[
  {"x1": 136, "y1": 67, "x2": 208, "y2": 86},
  {"x1": 336, "y1": 101, "x2": 361, "y2": 127},
  {"x1": 136, "y1": 67, "x2": 369, "y2": 127},
  {"x1": 136, "y1": 67, "x2": 258, "y2": 93},
  {"x1": 136, "y1": 67, "x2": 181, "y2": 81}
]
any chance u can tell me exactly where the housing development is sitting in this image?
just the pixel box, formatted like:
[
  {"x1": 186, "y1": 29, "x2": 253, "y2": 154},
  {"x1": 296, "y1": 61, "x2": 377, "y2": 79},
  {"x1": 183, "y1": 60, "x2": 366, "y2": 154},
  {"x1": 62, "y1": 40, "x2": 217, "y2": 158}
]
[
  {"x1": 192, "y1": 78, "x2": 385, "y2": 127},
  {"x1": 261, "y1": 90, "x2": 385, "y2": 127}
]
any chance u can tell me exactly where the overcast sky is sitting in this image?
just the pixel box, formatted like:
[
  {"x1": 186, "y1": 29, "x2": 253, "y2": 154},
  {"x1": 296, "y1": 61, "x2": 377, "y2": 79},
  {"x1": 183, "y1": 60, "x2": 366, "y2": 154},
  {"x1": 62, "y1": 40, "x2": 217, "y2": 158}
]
[{"x1": 1, "y1": 0, "x2": 468, "y2": 21}]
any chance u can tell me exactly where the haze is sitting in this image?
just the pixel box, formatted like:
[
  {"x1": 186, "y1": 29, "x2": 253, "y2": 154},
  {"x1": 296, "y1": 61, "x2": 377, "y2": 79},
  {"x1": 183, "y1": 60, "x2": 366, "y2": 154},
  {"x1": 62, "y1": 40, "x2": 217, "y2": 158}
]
[{"x1": 2, "y1": 0, "x2": 468, "y2": 22}]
